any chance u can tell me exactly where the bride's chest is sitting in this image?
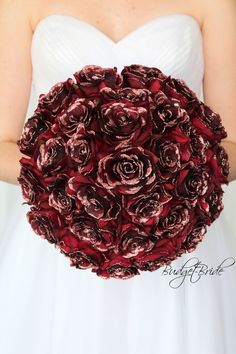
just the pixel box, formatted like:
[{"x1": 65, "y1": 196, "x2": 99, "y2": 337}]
[{"x1": 31, "y1": 14, "x2": 204, "y2": 99}]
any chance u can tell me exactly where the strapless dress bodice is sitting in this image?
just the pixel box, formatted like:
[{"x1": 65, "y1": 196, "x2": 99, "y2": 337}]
[{"x1": 30, "y1": 13, "x2": 204, "y2": 102}]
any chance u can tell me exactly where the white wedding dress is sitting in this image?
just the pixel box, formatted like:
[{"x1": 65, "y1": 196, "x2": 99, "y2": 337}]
[{"x1": 0, "y1": 13, "x2": 236, "y2": 354}]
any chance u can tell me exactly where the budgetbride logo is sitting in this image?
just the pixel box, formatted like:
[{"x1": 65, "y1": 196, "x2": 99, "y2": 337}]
[{"x1": 162, "y1": 257, "x2": 236, "y2": 289}]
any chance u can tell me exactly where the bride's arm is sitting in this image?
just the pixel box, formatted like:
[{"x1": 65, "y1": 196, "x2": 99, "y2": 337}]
[
  {"x1": 0, "y1": 0, "x2": 33, "y2": 185},
  {"x1": 202, "y1": 0, "x2": 236, "y2": 182}
]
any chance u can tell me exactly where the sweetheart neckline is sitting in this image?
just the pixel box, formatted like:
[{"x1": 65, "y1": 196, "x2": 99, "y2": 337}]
[{"x1": 32, "y1": 13, "x2": 202, "y2": 45}]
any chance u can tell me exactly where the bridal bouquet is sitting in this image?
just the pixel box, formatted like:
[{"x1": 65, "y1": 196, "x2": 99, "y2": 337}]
[{"x1": 17, "y1": 64, "x2": 230, "y2": 279}]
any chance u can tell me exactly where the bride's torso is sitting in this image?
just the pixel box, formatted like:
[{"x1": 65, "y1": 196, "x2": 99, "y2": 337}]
[{"x1": 26, "y1": 0, "x2": 205, "y2": 116}]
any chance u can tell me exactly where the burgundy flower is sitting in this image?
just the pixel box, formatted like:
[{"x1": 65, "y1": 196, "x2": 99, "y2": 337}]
[
  {"x1": 187, "y1": 125, "x2": 207, "y2": 164},
  {"x1": 197, "y1": 183, "x2": 224, "y2": 225},
  {"x1": 73, "y1": 65, "x2": 123, "y2": 97},
  {"x1": 153, "y1": 202, "x2": 191, "y2": 239},
  {"x1": 118, "y1": 87, "x2": 152, "y2": 104},
  {"x1": 48, "y1": 186, "x2": 75, "y2": 216},
  {"x1": 155, "y1": 140, "x2": 182, "y2": 179},
  {"x1": 97, "y1": 256, "x2": 140, "y2": 279},
  {"x1": 17, "y1": 111, "x2": 51, "y2": 155},
  {"x1": 160, "y1": 76, "x2": 197, "y2": 108},
  {"x1": 69, "y1": 213, "x2": 102, "y2": 244},
  {"x1": 98, "y1": 101, "x2": 151, "y2": 146},
  {"x1": 117, "y1": 224, "x2": 156, "y2": 258},
  {"x1": 68, "y1": 211, "x2": 116, "y2": 252},
  {"x1": 174, "y1": 165, "x2": 210, "y2": 203},
  {"x1": 134, "y1": 238, "x2": 178, "y2": 270},
  {"x1": 27, "y1": 207, "x2": 63, "y2": 244},
  {"x1": 36, "y1": 137, "x2": 67, "y2": 174},
  {"x1": 66, "y1": 123, "x2": 96, "y2": 174},
  {"x1": 56, "y1": 97, "x2": 95, "y2": 137},
  {"x1": 121, "y1": 64, "x2": 167, "y2": 90},
  {"x1": 213, "y1": 144, "x2": 230, "y2": 184},
  {"x1": 151, "y1": 91, "x2": 190, "y2": 133},
  {"x1": 125, "y1": 183, "x2": 172, "y2": 224},
  {"x1": 66, "y1": 174, "x2": 121, "y2": 220},
  {"x1": 17, "y1": 158, "x2": 46, "y2": 204},
  {"x1": 58, "y1": 233, "x2": 102, "y2": 269},
  {"x1": 38, "y1": 78, "x2": 75, "y2": 114},
  {"x1": 181, "y1": 220, "x2": 207, "y2": 253},
  {"x1": 97, "y1": 146, "x2": 157, "y2": 195},
  {"x1": 191, "y1": 102, "x2": 227, "y2": 142}
]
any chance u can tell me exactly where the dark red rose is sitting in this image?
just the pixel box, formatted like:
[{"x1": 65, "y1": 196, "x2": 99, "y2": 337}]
[
  {"x1": 68, "y1": 211, "x2": 116, "y2": 252},
  {"x1": 125, "y1": 183, "x2": 172, "y2": 224},
  {"x1": 160, "y1": 76, "x2": 197, "y2": 108},
  {"x1": 38, "y1": 78, "x2": 75, "y2": 114},
  {"x1": 97, "y1": 146, "x2": 157, "y2": 195},
  {"x1": 134, "y1": 255, "x2": 175, "y2": 271},
  {"x1": 66, "y1": 173, "x2": 121, "y2": 220},
  {"x1": 151, "y1": 91, "x2": 190, "y2": 133},
  {"x1": 118, "y1": 87, "x2": 152, "y2": 104},
  {"x1": 69, "y1": 213, "x2": 102, "y2": 244},
  {"x1": 121, "y1": 64, "x2": 167, "y2": 90},
  {"x1": 205, "y1": 145, "x2": 230, "y2": 186},
  {"x1": 191, "y1": 102, "x2": 227, "y2": 142},
  {"x1": 58, "y1": 232, "x2": 103, "y2": 269},
  {"x1": 96, "y1": 255, "x2": 140, "y2": 279},
  {"x1": 181, "y1": 220, "x2": 207, "y2": 252},
  {"x1": 213, "y1": 144, "x2": 230, "y2": 183},
  {"x1": 216, "y1": 145, "x2": 230, "y2": 178},
  {"x1": 36, "y1": 137, "x2": 67, "y2": 174},
  {"x1": 117, "y1": 224, "x2": 156, "y2": 258},
  {"x1": 17, "y1": 158, "x2": 46, "y2": 204},
  {"x1": 98, "y1": 101, "x2": 151, "y2": 146},
  {"x1": 56, "y1": 97, "x2": 95, "y2": 137},
  {"x1": 197, "y1": 183, "x2": 224, "y2": 225},
  {"x1": 186, "y1": 125, "x2": 207, "y2": 164},
  {"x1": 17, "y1": 111, "x2": 51, "y2": 155},
  {"x1": 153, "y1": 202, "x2": 191, "y2": 239},
  {"x1": 174, "y1": 165, "x2": 210, "y2": 204},
  {"x1": 155, "y1": 140, "x2": 182, "y2": 179},
  {"x1": 99, "y1": 86, "x2": 153, "y2": 105},
  {"x1": 48, "y1": 185, "x2": 75, "y2": 216},
  {"x1": 27, "y1": 207, "x2": 63, "y2": 244},
  {"x1": 156, "y1": 124, "x2": 207, "y2": 166},
  {"x1": 73, "y1": 65, "x2": 123, "y2": 97},
  {"x1": 98, "y1": 87, "x2": 121, "y2": 102},
  {"x1": 66, "y1": 123, "x2": 96, "y2": 174},
  {"x1": 134, "y1": 238, "x2": 177, "y2": 268}
]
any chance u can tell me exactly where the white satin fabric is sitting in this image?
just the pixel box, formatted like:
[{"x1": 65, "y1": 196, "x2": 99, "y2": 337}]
[{"x1": 0, "y1": 13, "x2": 236, "y2": 354}]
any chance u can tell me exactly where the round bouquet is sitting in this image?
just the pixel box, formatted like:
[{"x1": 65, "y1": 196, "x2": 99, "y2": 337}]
[{"x1": 17, "y1": 64, "x2": 230, "y2": 279}]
